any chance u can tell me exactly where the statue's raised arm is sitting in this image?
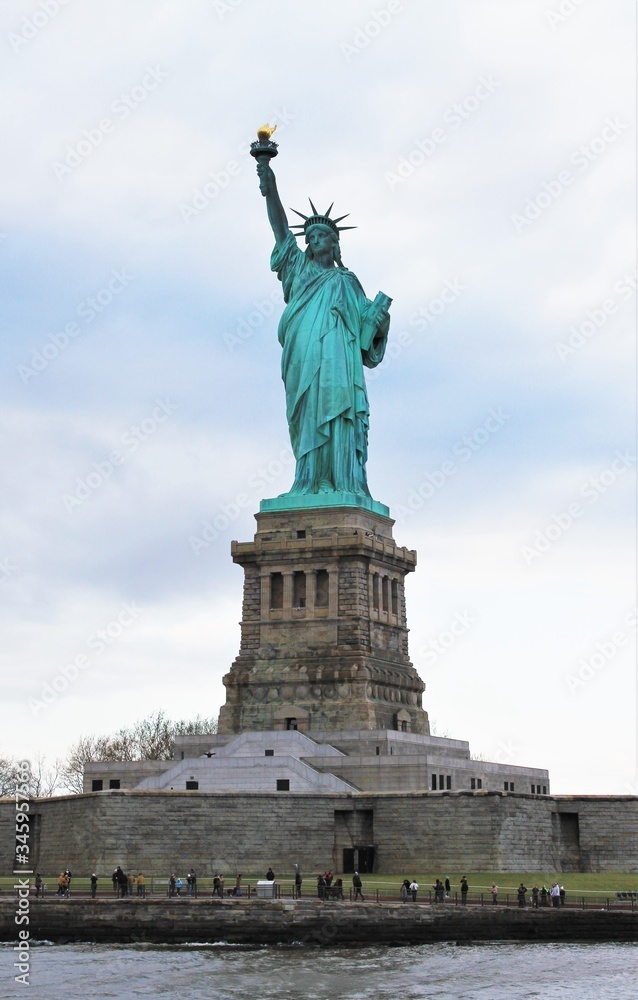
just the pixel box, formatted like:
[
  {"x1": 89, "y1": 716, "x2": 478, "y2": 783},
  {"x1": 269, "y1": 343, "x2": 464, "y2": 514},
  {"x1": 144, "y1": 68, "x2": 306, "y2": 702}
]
[{"x1": 255, "y1": 159, "x2": 289, "y2": 246}]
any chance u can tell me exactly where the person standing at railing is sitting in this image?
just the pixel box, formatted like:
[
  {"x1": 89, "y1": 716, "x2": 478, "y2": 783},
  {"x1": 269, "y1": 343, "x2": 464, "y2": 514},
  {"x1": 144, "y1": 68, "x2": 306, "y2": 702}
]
[
  {"x1": 136, "y1": 873, "x2": 145, "y2": 898},
  {"x1": 490, "y1": 883, "x2": 498, "y2": 905},
  {"x1": 531, "y1": 884, "x2": 539, "y2": 908},
  {"x1": 34, "y1": 874, "x2": 43, "y2": 898},
  {"x1": 352, "y1": 871, "x2": 365, "y2": 901},
  {"x1": 551, "y1": 882, "x2": 560, "y2": 908},
  {"x1": 559, "y1": 885, "x2": 566, "y2": 906},
  {"x1": 90, "y1": 873, "x2": 98, "y2": 899},
  {"x1": 294, "y1": 865, "x2": 302, "y2": 898},
  {"x1": 517, "y1": 883, "x2": 527, "y2": 908},
  {"x1": 266, "y1": 867, "x2": 275, "y2": 881},
  {"x1": 460, "y1": 876, "x2": 469, "y2": 904}
]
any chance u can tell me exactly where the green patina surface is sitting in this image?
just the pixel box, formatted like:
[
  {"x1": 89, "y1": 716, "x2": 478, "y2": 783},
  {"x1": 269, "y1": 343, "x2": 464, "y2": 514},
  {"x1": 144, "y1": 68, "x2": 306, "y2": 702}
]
[
  {"x1": 254, "y1": 149, "x2": 391, "y2": 510},
  {"x1": 259, "y1": 492, "x2": 390, "y2": 517}
]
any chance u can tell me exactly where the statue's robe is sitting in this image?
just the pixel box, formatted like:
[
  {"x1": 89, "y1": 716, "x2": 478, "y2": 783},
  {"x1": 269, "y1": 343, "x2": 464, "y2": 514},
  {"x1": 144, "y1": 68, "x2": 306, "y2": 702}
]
[{"x1": 271, "y1": 232, "x2": 387, "y2": 496}]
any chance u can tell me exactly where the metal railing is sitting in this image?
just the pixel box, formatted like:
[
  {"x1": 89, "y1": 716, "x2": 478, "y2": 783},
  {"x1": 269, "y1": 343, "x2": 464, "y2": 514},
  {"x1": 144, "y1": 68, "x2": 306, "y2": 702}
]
[{"x1": 3, "y1": 879, "x2": 636, "y2": 912}]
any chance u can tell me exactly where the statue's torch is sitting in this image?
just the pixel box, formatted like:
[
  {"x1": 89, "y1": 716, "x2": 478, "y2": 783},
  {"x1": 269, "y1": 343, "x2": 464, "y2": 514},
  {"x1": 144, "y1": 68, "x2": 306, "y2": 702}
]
[{"x1": 250, "y1": 124, "x2": 279, "y2": 196}]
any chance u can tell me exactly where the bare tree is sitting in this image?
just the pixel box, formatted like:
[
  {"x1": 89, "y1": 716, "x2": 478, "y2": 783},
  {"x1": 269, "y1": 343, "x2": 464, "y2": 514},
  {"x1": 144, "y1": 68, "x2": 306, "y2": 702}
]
[
  {"x1": 0, "y1": 753, "x2": 63, "y2": 797},
  {"x1": 0, "y1": 755, "x2": 22, "y2": 797},
  {"x1": 60, "y1": 711, "x2": 218, "y2": 793}
]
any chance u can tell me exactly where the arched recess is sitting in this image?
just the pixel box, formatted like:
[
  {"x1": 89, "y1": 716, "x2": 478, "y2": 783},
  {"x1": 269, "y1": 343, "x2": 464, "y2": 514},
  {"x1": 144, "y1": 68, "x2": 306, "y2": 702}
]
[
  {"x1": 273, "y1": 705, "x2": 310, "y2": 732},
  {"x1": 395, "y1": 708, "x2": 411, "y2": 733}
]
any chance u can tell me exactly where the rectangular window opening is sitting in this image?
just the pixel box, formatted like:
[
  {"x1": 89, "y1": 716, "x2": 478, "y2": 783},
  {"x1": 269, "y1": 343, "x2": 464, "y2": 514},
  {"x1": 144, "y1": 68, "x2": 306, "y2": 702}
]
[
  {"x1": 391, "y1": 579, "x2": 399, "y2": 616},
  {"x1": 91, "y1": 779, "x2": 103, "y2": 792},
  {"x1": 315, "y1": 569, "x2": 329, "y2": 608},
  {"x1": 372, "y1": 573, "x2": 380, "y2": 612},
  {"x1": 276, "y1": 779, "x2": 290, "y2": 791},
  {"x1": 109, "y1": 779, "x2": 120, "y2": 790},
  {"x1": 431, "y1": 774, "x2": 437, "y2": 790},
  {"x1": 293, "y1": 571, "x2": 306, "y2": 608},
  {"x1": 446, "y1": 775, "x2": 451, "y2": 790},
  {"x1": 185, "y1": 780, "x2": 199, "y2": 790},
  {"x1": 382, "y1": 576, "x2": 389, "y2": 613},
  {"x1": 265, "y1": 749, "x2": 274, "y2": 757},
  {"x1": 270, "y1": 572, "x2": 283, "y2": 610}
]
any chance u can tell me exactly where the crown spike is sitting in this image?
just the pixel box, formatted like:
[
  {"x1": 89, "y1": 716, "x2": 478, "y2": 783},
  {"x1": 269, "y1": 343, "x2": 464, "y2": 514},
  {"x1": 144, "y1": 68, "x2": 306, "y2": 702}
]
[{"x1": 289, "y1": 199, "x2": 356, "y2": 240}]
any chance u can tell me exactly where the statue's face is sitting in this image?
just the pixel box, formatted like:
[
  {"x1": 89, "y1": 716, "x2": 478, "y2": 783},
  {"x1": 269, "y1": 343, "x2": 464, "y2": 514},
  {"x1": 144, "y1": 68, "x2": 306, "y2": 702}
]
[{"x1": 306, "y1": 224, "x2": 337, "y2": 259}]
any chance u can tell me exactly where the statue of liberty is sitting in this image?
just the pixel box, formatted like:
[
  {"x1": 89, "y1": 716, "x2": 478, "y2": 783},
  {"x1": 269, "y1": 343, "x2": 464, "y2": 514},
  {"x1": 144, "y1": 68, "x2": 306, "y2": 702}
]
[{"x1": 254, "y1": 147, "x2": 391, "y2": 502}]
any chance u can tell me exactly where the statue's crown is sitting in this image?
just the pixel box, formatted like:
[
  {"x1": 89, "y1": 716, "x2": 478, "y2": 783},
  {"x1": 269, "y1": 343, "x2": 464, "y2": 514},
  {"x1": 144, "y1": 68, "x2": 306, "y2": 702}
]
[{"x1": 290, "y1": 199, "x2": 356, "y2": 240}]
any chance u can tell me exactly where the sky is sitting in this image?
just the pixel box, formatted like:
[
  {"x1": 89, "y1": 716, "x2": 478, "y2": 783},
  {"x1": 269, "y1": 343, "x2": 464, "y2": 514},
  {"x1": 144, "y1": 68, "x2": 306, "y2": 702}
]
[{"x1": 0, "y1": 0, "x2": 635, "y2": 796}]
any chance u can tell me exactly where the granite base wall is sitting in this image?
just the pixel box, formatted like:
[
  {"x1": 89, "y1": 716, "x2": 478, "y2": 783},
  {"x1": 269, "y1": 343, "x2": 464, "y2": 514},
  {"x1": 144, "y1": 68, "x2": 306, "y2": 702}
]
[{"x1": 1, "y1": 791, "x2": 636, "y2": 877}]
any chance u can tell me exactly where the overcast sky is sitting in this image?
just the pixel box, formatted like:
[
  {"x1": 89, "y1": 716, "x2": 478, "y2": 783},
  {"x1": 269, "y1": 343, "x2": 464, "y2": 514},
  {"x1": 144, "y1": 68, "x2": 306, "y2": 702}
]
[{"x1": 1, "y1": 0, "x2": 635, "y2": 796}]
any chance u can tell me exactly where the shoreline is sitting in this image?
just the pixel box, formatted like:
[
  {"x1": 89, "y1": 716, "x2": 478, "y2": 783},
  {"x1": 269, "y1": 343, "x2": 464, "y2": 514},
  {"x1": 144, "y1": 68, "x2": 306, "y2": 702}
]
[{"x1": 1, "y1": 898, "x2": 636, "y2": 946}]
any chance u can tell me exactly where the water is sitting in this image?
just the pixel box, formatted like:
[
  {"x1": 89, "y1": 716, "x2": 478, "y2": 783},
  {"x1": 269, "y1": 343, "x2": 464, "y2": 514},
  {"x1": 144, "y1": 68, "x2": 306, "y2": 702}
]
[{"x1": 0, "y1": 941, "x2": 636, "y2": 998}]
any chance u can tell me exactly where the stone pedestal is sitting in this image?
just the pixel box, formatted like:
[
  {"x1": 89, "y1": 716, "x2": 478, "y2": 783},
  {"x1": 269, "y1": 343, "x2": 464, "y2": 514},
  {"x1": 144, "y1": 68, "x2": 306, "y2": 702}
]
[{"x1": 218, "y1": 505, "x2": 429, "y2": 736}]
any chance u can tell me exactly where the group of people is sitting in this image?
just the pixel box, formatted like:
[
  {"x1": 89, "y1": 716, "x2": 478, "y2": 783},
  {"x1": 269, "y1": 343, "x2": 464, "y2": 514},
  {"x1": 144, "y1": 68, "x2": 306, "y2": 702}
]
[
  {"x1": 425, "y1": 876, "x2": 468, "y2": 904},
  {"x1": 212, "y1": 873, "x2": 244, "y2": 897},
  {"x1": 56, "y1": 869, "x2": 72, "y2": 897},
  {"x1": 317, "y1": 871, "x2": 345, "y2": 900},
  {"x1": 401, "y1": 879, "x2": 420, "y2": 902},
  {"x1": 517, "y1": 882, "x2": 566, "y2": 907},
  {"x1": 168, "y1": 870, "x2": 197, "y2": 897},
  {"x1": 109, "y1": 866, "x2": 146, "y2": 898}
]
